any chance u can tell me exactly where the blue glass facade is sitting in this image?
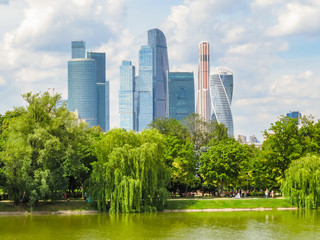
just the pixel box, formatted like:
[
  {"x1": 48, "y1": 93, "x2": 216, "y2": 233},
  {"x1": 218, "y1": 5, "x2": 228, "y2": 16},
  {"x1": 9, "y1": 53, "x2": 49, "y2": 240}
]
[
  {"x1": 68, "y1": 59, "x2": 97, "y2": 127},
  {"x1": 119, "y1": 60, "x2": 136, "y2": 131},
  {"x1": 136, "y1": 46, "x2": 153, "y2": 131},
  {"x1": 105, "y1": 81, "x2": 110, "y2": 131},
  {"x1": 148, "y1": 29, "x2": 169, "y2": 119},
  {"x1": 87, "y1": 52, "x2": 108, "y2": 131},
  {"x1": 168, "y1": 72, "x2": 195, "y2": 121},
  {"x1": 72, "y1": 41, "x2": 85, "y2": 59},
  {"x1": 210, "y1": 72, "x2": 234, "y2": 137},
  {"x1": 286, "y1": 111, "x2": 302, "y2": 125}
]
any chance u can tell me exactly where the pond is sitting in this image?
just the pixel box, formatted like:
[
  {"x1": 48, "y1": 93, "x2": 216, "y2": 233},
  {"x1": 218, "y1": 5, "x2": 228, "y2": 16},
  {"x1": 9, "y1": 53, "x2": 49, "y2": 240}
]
[{"x1": 1, "y1": 210, "x2": 320, "y2": 239}]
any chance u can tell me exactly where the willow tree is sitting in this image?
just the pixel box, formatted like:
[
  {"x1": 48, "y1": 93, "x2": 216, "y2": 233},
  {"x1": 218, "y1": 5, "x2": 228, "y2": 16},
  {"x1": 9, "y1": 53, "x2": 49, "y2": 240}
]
[
  {"x1": 88, "y1": 128, "x2": 170, "y2": 213},
  {"x1": 281, "y1": 155, "x2": 320, "y2": 209}
]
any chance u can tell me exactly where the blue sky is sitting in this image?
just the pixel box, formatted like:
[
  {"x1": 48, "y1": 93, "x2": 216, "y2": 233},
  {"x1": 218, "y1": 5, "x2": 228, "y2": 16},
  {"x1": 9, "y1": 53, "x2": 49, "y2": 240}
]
[{"x1": 1, "y1": 0, "x2": 320, "y2": 141}]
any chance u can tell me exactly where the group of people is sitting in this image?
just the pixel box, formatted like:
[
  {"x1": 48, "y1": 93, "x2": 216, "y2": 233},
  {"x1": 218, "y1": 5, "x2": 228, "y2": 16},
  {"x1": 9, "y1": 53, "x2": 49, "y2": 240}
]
[{"x1": 265, "y1": 188, "x2": 275, "y2": 198}]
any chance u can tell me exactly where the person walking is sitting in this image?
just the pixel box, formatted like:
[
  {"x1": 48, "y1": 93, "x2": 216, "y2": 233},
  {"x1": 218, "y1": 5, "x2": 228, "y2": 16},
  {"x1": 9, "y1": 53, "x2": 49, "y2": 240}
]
[{"x1": 265, "y1": 188, "x2": 269, "y2": 199}]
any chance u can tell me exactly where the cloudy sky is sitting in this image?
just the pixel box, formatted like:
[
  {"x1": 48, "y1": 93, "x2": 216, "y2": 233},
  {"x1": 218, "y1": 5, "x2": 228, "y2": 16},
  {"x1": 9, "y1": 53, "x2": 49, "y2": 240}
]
[{"x1": 0, "y1": 0, "x2": 319, "y2": 141}]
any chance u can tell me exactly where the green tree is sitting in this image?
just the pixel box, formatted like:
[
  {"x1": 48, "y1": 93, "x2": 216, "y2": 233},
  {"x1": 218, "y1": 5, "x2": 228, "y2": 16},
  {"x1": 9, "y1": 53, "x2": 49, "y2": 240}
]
[
  {"x1": 199, "y1": 139, "x2": 249, "y2": 195},
  {"x1": 281, "y1": 154, "x2": 320, "y2": 208},
  {"x1": 88, "y1": 128, "x2": 170, "y2": 213},
  {"x1": 261, "y1": 116, "x2": 303, "y2": 188},
  {"x1": 0, "y1": 92, "x2": 92, "y2": 207}
]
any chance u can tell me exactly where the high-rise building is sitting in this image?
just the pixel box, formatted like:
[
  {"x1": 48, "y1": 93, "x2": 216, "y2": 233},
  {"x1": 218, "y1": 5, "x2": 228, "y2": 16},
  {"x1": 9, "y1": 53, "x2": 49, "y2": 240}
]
[
  {"x1": 68, "y1": 58, "x2": 97, "y2": 127},
  {"x1": 136, "y1": 45, "x2": 153, "y2": 131},
  {"x1": 119, "y1": 60, "x2": 136, "y2": 131},
  {"x1": 168, "y1": 72, "x2": 195, "y2": 121},
  {"x1": 286, "y1": 111, "x2": 302, "y2": 127},
  {"x1": 87, "y1": 51, "x2": 108, "y2": 131},
  {"x1": 209, "y1": 69, "x2": 234, "y2": 137},
  {"x1": 72, "y1": 40, "x2": 86, "y2": 59},
  {"x1": 105, "y1": 81, "x2": 110, "y2": 131},
  {"x1": 148, "y1": 29, "x2": 169, "y2": 119},
  {"x1": 196, "y1": 41, "x2": 211, "y2": 122}
]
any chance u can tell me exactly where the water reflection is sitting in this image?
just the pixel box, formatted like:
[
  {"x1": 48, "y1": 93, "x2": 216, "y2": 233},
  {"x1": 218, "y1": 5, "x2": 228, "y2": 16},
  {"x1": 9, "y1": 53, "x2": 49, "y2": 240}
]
[{"x1": 1, "y1": 211, "x2": 320, "y2": 239}]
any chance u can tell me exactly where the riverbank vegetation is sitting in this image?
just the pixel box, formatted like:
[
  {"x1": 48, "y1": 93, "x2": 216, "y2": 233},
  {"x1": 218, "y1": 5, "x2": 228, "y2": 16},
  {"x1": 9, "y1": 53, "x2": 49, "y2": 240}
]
[{"x1": 1, "y1": 92, "x2": 320, "y2": 211}]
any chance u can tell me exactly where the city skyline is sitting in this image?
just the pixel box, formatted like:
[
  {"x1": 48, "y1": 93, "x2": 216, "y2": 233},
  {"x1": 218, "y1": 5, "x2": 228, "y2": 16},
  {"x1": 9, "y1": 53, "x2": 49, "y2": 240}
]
[{"x1": 1, "y1": 0, "x2": 320, "y2": 141}]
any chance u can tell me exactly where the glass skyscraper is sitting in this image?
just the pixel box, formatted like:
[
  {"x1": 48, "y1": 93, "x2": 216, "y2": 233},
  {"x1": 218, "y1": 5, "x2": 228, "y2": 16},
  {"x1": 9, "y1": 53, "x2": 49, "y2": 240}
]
[
  {"x1": 119, "y1": 60, "x2": 136, "y2": 131},
  {"x1": 148, "y1": 29, "x2": 169, "y2": 119},
  {"x1": 168, "y1": 72, "x2": 195, "y2": 121},
  {"x1": 72, "y1": 41, "x2": 85, "y2": 59},
  {"x1": 209, "y1": 69, "x2": 234, "y2": 137},
  {"x1": 68, "y1": 58, "x2": 97, "y2": 127},
  {"x1": 87, "y1": 51, "x2": 109, "y2": 131},
  {"x1": 136, "y1": 45, "x2": 153, "y2": 131}
]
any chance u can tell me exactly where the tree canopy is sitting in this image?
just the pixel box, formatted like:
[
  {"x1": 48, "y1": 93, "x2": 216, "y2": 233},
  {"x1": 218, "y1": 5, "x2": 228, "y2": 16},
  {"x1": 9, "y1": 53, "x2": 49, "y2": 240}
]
[
  {"x1": 0, "y1": 92, "x2": 93, "y2": 207},
  {"x1": 281, "y1": 154, "x2": 320, "y2": 208},
  {"x1": 88, "y1": 128, "x2": 170, "y2": 213}
]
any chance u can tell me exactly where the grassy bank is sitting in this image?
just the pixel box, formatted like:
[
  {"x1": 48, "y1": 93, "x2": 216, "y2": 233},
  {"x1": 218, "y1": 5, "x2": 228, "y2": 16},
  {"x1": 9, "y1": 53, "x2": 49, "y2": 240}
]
[
  {"x1": 166, "y1": 198, "x2": 294, "y2": 210},
  {"x1": 0, "y1": 198, "x2": 295, "y2": 213},
  {"x1": 0, "y1": 200, "x2": 94, "y2": 212}
]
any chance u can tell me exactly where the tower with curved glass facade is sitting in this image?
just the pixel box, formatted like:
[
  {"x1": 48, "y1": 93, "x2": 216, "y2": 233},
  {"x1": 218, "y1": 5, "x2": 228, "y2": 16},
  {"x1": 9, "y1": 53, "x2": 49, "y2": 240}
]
[
  {"x1": 148, "y1": 28, "x2": 169, "y2": 119},
  {"x1": 209, "y1": 69, "x2": 234, "y2": 137},
  {"x1": 68, "y1": 58, "x2": 97, "y2": 127}
]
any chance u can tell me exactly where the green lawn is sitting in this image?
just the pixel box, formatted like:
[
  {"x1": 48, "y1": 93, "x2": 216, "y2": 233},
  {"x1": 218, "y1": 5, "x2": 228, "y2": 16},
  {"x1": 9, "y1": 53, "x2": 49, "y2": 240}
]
[
  {"x1": 166, "y1": 198, "x2": 294, "y2": 210},
  {"x1": 0, "y1": 200, "x2": 94, "y2": 212}
]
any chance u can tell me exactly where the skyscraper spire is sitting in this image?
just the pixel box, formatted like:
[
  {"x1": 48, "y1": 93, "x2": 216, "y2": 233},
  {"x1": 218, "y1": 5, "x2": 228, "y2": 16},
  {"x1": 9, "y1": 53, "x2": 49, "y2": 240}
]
[{"x1": 196, "y1": 41, "x2": 211, "y2": 122}]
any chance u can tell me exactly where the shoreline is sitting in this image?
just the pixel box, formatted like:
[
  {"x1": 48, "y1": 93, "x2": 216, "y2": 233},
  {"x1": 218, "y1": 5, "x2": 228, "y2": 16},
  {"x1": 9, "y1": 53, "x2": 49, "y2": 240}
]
[{"x1": 0, "y1": 207, "x2": 298, "y2": 216}]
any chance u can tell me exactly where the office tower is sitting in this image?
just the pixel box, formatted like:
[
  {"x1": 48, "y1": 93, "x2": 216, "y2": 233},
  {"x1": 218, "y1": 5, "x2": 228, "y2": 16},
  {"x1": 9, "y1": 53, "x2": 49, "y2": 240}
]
[
  {"x1": 68, "y1": 58, "x2": 97, "y2": 127},
  {"x1": 105, "y1": 81, "x2": 110, "y2": 131},
  {"x1": 148, "y1": 29, "x2": 169, "y2": 119},
  {"x1": 119, "y1": 60, "x2": 136, "y2": 131},
  {"x1": 87, "y1": 51, "x2": 108, "y2": 131},
  {"x1": 238, "y1": 135, "x2": 247, "y2": 144},
  {"x1": 136, "y1": 46, "x2": 153, "y2": 131},
  {"x1": 168, "y1": 72, "x2": 195, "y2": 121},
  {"x1": 210, "y1": 69, "x2": 234, "y2": 137},
  {"x1": 196, "y1": 41, "x2": 211, "y2": 122},
  {"x1": 286, "y1": 111, "x2": 302, "y2": 126},
  {"x1": 72, "y1": 41, "x2": 86, "y2": 59}
]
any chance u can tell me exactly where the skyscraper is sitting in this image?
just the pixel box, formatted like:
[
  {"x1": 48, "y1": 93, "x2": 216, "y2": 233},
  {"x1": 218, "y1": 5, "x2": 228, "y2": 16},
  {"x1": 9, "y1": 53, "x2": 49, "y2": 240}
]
[
  {"x1": 119, "y1": 60, "x2": 136, "y2": 131},
  {"x1": 72, "y1": 40, "x2": 86, "y2": 59},
  {"x1": 209, "y1": 69, "x2": 234, "y2": 137},
  {"x1": 148, "y1": 29, "x2": 169, "y2": 119},
  {"x1": 136, "y1": 45, "x2": 153, "y2": 131},
  {"x1": 68, "y1": 58, "x2": 97, "y2": 127},
  {"x1": 168, "y1": 72, "x2": 195, "y2": 121},
  {"x1": 196, "y1": 41, "x2": 211, "y2": 122},
  {"x1": 87, "y1": 51, "x2": 108, "y2": 131}
]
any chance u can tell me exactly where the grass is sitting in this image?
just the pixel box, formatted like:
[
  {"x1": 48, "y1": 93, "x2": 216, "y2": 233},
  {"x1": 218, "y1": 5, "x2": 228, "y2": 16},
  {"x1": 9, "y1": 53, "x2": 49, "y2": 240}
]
[
  {"x1": 165, "y1": 198, "x2": 294, "y2": 210},
  {"x1": 0, "y1": 200, "x2": 94, "y2": 212}
]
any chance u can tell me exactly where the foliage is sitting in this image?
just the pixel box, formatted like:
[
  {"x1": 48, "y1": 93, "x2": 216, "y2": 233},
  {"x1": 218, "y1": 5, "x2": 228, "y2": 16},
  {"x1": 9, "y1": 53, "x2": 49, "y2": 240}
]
[
  {"x1": 88, "y1": 128, "x2": 170, "y2": 213},
  {"x1": 281, "y1": 154, "x2": 320, "y2": 208},
  {"x1": 0, "y1": 92, "x2": 93, "y2": 207},
  {"x1": 148, "y1": 117, "x2": 191, "y2": 141},
  {"x1": 199, "y1": 139, "x2": 249, "y2": 194},
  {"x1": 261, "y1": 116, "x2": 303, "y2": 188}
]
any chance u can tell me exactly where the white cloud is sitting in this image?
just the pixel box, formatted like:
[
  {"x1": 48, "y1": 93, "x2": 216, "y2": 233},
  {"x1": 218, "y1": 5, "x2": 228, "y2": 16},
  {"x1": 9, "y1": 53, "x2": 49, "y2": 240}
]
[
  {"x1": 266, "y1": 1, "x2": 320, "y2": 36},
  {"x1": 0, "y1": 76, "x2": 6, "y2": 85}
]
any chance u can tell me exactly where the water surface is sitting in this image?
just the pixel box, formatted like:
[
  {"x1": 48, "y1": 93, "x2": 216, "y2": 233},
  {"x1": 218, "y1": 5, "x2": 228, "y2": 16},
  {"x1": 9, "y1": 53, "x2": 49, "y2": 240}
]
[{"x1": 1, "y1": 210, "x2": 320, "y2": 239}]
